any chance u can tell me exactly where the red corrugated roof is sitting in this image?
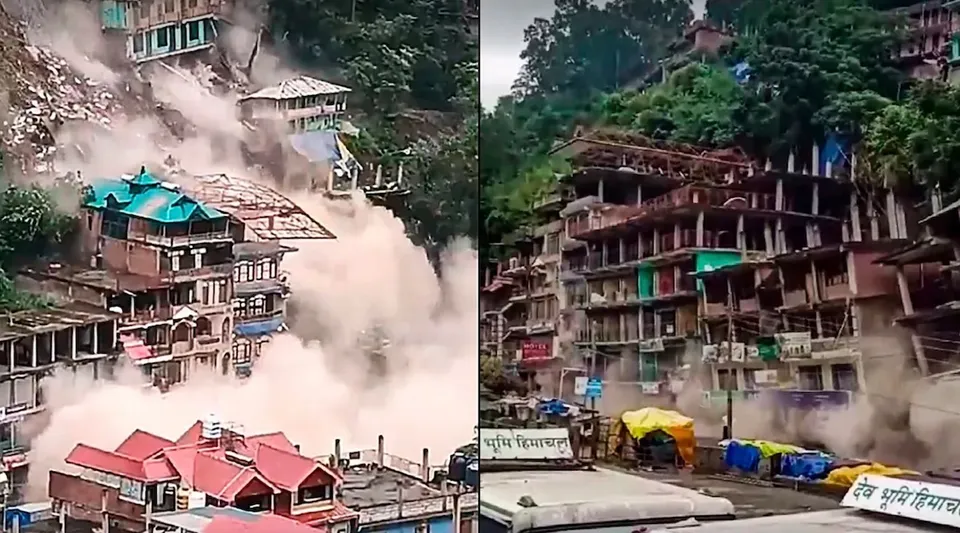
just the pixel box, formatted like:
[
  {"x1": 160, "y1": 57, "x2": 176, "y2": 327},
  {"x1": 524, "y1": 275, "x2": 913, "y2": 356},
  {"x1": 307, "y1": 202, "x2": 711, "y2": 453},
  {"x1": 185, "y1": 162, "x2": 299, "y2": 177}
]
[
  {"x1": 65, "y1": 444, "x2": 177, "y2": 482},
  {"x1": 254, "y1": 443, "x2": 339, "y2": 491},
  {"x1": 298, "y1": 501, "x2": 359, "y2": 526},
  {"x1": 203, "y1": 513, "x2": 322, "y2": 533},
  {"x1": 115, "y1": 429, "x2": 174, "y2": 460},
  {"x1": 192, "y1": 453, "x2": 278, "y2": 501},
  {"x1": 68, "y1": 421, "x2": 339, "y2": 505}
]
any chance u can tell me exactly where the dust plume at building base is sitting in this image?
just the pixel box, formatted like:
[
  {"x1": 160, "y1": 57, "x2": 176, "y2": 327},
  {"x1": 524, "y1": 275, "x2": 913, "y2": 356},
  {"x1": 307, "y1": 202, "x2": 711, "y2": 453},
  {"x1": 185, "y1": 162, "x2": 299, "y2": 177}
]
[{"x1": 25, "y1": 192, "x2": 478, "y2": 498}]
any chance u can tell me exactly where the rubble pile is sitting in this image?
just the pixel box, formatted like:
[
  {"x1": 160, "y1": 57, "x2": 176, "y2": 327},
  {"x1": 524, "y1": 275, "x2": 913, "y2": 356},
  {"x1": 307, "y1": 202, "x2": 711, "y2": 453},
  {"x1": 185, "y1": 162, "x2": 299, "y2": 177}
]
[{"x1": 0, "y1": 6, "x2": 124, "y2": 172}]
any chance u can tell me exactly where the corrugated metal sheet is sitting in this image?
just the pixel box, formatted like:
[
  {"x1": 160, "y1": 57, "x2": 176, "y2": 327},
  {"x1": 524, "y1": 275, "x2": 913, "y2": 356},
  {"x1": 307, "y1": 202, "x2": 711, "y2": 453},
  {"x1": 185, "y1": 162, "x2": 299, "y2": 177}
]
[{"x1": 241, "y1": 76, "x2": 351, "y2": 100}]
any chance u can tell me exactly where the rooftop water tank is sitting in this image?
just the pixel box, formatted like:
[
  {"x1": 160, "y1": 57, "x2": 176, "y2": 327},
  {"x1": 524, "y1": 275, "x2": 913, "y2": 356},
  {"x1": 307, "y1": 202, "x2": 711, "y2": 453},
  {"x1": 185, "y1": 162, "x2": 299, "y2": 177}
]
[{"x1": 201, "y1": 414, "x2": 222, "y2": 440}]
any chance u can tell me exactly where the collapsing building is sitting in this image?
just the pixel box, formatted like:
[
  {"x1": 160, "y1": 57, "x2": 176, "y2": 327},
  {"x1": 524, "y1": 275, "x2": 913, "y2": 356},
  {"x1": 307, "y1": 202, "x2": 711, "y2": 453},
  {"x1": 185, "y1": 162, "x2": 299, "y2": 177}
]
[
  {"x1": 20, "y1": 168, "x2": 334, "y2": 387},
  {"x1": 481, "y1": 127, "x2": 930, "y2": 410}
]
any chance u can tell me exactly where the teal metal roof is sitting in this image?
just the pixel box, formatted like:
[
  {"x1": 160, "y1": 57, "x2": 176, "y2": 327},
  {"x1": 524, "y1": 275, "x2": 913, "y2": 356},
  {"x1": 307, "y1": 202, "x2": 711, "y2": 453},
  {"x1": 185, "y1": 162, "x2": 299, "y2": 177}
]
[{"x1": 84, "y1": 168, "x2": 227, "y2": 224}]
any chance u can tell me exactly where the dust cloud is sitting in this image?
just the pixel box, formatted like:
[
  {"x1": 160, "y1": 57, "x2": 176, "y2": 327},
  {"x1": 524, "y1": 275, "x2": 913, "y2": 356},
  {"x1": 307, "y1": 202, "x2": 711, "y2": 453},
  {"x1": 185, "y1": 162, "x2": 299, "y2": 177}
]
[{"x1": 11, "y1": 1, "x2": 478, "y2": 497}]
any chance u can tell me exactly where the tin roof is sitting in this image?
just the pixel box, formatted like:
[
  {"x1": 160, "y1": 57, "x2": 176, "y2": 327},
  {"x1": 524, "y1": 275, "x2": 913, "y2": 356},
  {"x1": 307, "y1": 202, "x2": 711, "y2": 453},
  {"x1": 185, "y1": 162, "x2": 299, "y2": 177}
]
[
  {"x1": 84, "y1": 168, "x2": 227, "y2": 224},
  {"x1": 239, "y1": 75, "x2": 351, "y2": 101}
]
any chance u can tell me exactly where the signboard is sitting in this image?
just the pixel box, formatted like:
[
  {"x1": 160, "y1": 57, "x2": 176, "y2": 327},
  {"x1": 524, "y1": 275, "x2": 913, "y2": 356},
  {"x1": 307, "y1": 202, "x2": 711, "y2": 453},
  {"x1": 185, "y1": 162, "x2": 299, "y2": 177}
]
[
  {"x1": 479, "y1": 428, "x2": 573, "y2": 461},
  {"x1": 521, "y1": 341, "x2": 551, "y2": 361},
  {"x1": 777, "y1": 332, "x2": 812, "y2": 358},
  {"x1": 773, "y1": 390, "x2": 851, "y2": 409},
  {"x1": 842, "y1": 474, "x2": 960, "y2": 528},
  {"x1": 573, "y1": 376, "x2": 588, "y2": 396},
  {"x1": 585, "y1": 377, "x2": 602, "y2": 398}
]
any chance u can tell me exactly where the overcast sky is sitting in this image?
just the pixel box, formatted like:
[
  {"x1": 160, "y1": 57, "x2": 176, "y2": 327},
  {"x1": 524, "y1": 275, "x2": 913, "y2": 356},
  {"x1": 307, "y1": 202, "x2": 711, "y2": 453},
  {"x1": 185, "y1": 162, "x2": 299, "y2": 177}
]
[{"x1": 480, "y1": 0, "x2": 707, "y2": 109}]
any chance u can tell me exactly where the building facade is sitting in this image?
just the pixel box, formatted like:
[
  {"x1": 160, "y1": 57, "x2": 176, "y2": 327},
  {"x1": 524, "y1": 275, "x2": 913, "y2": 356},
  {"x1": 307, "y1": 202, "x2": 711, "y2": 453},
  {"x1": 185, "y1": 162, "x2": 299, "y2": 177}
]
[
  {"x1": 480, "y1": 128, "x2": 928, "y2": 412},
  {"x1": 99, "y1": 0, "x2": 234, "y2": 64},
  {"x1": 238, "y1": 76, "x2": 351, "y2": 134},
  {"x1": 231, "y1": 241, "x2": 293, "y2": 376}
]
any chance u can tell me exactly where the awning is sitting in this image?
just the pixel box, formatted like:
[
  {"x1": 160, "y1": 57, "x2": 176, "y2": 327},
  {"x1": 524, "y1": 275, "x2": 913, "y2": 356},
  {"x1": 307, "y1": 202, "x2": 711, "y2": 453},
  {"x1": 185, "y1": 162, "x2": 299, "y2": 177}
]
[{"x1": 120, "y1": 335, "x2": 170, "y2": 365}]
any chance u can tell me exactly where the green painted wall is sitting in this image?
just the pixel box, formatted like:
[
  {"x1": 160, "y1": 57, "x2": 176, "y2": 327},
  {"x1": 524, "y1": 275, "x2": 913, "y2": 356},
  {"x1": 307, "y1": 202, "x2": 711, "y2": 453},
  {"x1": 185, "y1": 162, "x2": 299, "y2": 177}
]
[
  {"x1": 694, "y1": 250, "x2": 743, "y2": 274},
  {"x1": 637, "y1": 266, "x2": 654, "y2": 298}
]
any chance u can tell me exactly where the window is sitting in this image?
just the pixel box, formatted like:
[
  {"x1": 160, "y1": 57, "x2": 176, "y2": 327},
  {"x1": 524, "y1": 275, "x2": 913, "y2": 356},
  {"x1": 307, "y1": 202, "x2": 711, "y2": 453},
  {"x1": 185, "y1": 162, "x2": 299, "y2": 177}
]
[
  {"x1": 188, "y1": 0, "x2": 198, "y2": 7},
  {"x1": 133, "y1": 33, "x2": 144, "y2": 54},
  {"x1": 140, "y1": 0, "x2": 150, "y2": 18},
  {"x1": 269, "y1": 259, "x2": 277, "y2": 279},
  {"x1": 164, "y1": 0, "x2": 174, "y2": 12},
  {"x1": 255, "y1": 260, "x2": 265, "y2": 280},
  {"x1": 233, "y1": 299, "x2": 246, "y2": 318},
  {"x1": 742, "y1": 369, "x2": 757, "y2": 390},
  {"x1": 831, "y1": 363, "x2": 858, "y2": 392},
  {"x1": 717, "y1": 369, "x2": 738, "y2": 391},
  {"x1": 545, "y1": 232, "x2": 560, "y2": 255},
  {"x1": 296, "y1": 484, "x2": 332, "y2": 505},
  {"x1": 217, "y1": 280, "x2": 228, "y2": 303},
  {"x1": 797, "y1": 365, "x2": 824, "y2": 391},
  {"x1": 232, "y1": 340, "x2": 252, "y2": 365},
  {"x1": 173, "y1": 323, "x2": 191, "y2": 343},
  {"x1": 156, "y1": 27, "x2": 168, "y2": 48},
  {"x1": 195, "y1": 317, "x2": 212, "y2": 337},
  {"x1": 250, "y1": 295, "x2": 266, "y2": 317},
  {"x1": 188, "y1": 20, "x2": 199, "y2": 41}
]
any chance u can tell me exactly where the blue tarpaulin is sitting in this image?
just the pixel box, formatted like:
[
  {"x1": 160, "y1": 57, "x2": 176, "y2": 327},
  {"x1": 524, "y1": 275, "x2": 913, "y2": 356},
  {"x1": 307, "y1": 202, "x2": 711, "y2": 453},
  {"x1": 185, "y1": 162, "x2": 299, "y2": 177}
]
[
  {"x1": 724, "y1": 440, "x2": 762, "y2": 473},
  {"x1": 819, "y1": 133, "x2": 848, "y2": 176},
  {"x1": 288, "y1": 131, "x2": 360, "y2": 172},
  {"x1": 538, "y1": 398, "x2": 572, "y2": 416},
  {"x1": 780, "y1": 453, "x2": 834, "y2": 479},
  {"x1": 730, "y1": 62, "x2": 751, "y2": 84}
]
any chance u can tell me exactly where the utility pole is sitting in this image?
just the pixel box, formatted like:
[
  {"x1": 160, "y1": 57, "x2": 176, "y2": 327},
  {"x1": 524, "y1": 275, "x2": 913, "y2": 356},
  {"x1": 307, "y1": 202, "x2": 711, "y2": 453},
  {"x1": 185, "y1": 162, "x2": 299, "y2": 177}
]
[
  {"x1": 724, "y1": 277, "x2": 734, "y2": 441},
  {"x1": 589, "y1": 320, "x2": 598, "y2": 412}
]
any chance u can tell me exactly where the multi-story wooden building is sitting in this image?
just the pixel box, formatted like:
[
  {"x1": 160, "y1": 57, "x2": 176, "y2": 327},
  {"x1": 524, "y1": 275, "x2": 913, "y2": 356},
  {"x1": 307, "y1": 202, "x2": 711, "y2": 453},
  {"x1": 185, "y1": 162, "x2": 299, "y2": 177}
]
[
  {"x1": 98, "y1": 0, "x2": 235, "y2": 64},
  {"x1": 231, "y1": 241, "x2": 294, "y2": 376},
  {"x1": 238, "y1": 76, "x2": 351, "y2": 134}
]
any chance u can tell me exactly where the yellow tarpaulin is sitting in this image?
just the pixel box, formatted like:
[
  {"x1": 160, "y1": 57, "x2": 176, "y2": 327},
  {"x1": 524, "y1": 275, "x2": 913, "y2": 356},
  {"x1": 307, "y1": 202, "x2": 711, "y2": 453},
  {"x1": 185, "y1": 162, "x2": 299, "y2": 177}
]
[
  {"x1": 825, "y1": 463, "x2": 918, "y2": 487},
  {"x1": 620, "y1": 408, "x2": 696, "y2": 464},
  {"x1": 735, "y1": 439, "x2": 806, "y2": 458}
]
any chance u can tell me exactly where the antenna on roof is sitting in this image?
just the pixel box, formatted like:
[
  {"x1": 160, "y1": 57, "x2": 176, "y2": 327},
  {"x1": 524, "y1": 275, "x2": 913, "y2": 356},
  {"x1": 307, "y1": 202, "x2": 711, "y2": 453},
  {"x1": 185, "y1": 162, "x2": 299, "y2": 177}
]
[{"x1": 139, "y1": 165, "x2": 147, "y2": 175}]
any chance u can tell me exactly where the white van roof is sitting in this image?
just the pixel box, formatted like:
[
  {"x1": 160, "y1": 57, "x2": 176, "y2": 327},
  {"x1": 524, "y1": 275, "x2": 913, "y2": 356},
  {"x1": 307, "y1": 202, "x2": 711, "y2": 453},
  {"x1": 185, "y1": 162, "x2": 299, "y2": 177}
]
[
  {"x1": 480, "y1": 467, "x2": 735, "y2": 532},
  {"x1": 656, "y1": 509, "x2": 950, "y2": 533}
]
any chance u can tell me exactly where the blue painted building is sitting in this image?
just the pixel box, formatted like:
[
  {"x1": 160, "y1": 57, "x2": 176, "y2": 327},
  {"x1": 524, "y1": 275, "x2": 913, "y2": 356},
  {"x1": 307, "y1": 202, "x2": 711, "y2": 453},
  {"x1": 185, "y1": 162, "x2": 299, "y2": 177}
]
[
  {"x1": 99, "y1": 0, "x2": 229, "y2": 64},
  {"x1": 230, "y1": 241, "x2": 295, "y2": 376}
]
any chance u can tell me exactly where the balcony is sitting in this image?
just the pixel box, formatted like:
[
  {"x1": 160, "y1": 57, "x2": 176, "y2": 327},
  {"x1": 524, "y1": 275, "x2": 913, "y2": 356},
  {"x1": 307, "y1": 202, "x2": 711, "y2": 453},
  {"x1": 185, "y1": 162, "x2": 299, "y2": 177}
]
[
  {"x1": 569, "y1": 186, "x2": 777, "y2": 240},
  {"x1": 235, "y1": 278, "x2": 284, "y2": 296},
  {"x1": 168, "y1": 262, "x2": 233, "y2": 282},
  {"x1": 234, "y1": 309, "x2": 284, "y2": 338},
  {"x1": 141, "y1": 230, "x2": 232, "y2": 248},
  {"x1": 121, "y1": 307, "x2": 173, "y2": 326},
  {"x1": 782, "y1": 289, "x2": 809, "y2": 308}
]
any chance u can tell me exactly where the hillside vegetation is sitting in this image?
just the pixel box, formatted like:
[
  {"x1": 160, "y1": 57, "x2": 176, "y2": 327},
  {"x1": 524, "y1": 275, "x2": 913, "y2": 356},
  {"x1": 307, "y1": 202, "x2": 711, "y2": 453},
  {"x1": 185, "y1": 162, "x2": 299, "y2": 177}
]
[{"x1": 481, "y1": 0, "x2": 954, "y2": 260}]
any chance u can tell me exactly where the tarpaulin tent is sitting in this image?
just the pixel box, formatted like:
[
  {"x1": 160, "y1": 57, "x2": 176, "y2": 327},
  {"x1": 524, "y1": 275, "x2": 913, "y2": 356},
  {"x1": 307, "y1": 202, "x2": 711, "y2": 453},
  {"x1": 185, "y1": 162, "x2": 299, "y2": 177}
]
[
  {"x1": 825, "y1": 463, "x2": 917, "y2": 487},
  {"x1": 619, "y1": 408, "x2": 696, "y2": 464}
]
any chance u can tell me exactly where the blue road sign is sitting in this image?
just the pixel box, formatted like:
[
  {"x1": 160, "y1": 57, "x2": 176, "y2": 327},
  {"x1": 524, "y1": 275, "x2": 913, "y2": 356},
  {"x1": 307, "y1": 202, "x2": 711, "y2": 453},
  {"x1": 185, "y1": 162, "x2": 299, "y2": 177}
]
[{"x1": 585, "y1": 377, "x2": 603, "y2": 399}]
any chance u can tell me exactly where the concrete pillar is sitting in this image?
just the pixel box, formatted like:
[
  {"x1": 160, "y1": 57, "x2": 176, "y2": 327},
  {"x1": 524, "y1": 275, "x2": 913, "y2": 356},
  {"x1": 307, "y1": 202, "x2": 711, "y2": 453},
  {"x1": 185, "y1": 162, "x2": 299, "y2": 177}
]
[
  {"x1": 597, "y1": 179, "x2": 605, "y2": 203},
  {"x1": 764, "y1": 222, "x2": 774, "y2": 255},
  {"x1": 377, "y1": 435, "x2": 385, "y2": 467},
  {"x1": 421, "y1": 448, "x2": 430, "y2": 482},
  {"x1": 811, "y1": 182, "x2": 819, "y2": 215},
  {"x1": 849, "y1": 192, "x2": 862, "y2": 242},
  {"x1": 775, "y1": 179, "x2": 784, "y2": 211},
  {"x1": 736, "y1": 214, "x2": 745, "y2": 252},
  {"x1": 812, "y1": 144, "x2": 820, "y2": 176},
  {"x1": 695, "y1": 212, "x2": 705, "y2": 247},
  {"x1": 72, "y1": 327, "x2": 78, "y2": 359},
  {"x1": 30, "y1": 335, "x2": 37, "y2": 367},
  {"x1": 93, "y1": 323, "x2": 99, "y2": 355}
]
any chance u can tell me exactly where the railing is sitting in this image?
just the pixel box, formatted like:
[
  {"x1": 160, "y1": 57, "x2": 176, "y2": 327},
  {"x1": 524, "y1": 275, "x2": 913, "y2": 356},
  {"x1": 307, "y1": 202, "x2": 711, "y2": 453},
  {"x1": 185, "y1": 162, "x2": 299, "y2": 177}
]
[
  {"x1": 168, "y1": 262, "x2": 233, "y2": 280},
  {"x1": 236, "y1": 308, "x2": 285, "y2": 322},
  {"x1": 141, "y1": 230, "x2": 232, "y2": 247},
  {"x1": 570, "y1": 186, "x2": 777, "y2": 237},
  {"x1": 125, "y1": 307, "x2": 173, "y2": 324}
]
